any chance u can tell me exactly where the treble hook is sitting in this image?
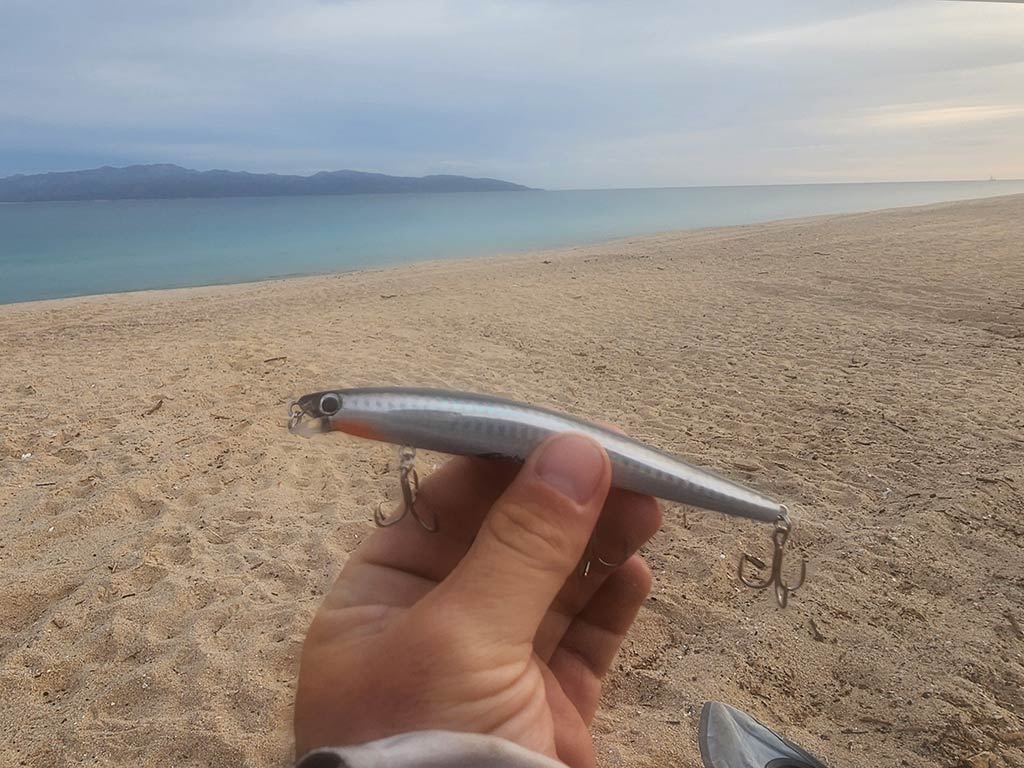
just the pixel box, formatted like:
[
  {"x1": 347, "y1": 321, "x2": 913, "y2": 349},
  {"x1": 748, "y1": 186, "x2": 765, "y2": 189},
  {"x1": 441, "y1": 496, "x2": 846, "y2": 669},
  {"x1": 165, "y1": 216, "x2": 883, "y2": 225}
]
[
  {"x1": 579, "y1": 532, "x2": 629, "y2": 578},
  {"x1": 738, "y1": 511, "x2": 806, "y2": 608},
  {"x1": 374, "y1": 446, "x2": 439, "y2": 532}
]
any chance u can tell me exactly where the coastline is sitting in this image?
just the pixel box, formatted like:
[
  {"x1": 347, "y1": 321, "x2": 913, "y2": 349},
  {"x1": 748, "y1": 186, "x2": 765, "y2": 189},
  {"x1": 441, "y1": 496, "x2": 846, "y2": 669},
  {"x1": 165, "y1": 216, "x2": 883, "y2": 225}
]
[
  {"x1": 2, "y1": 191, "x2": 1023, "y2": 314},
  {"x1": 5, "y1": 185, "x2": 1024, "y2": 307},
  {"x1": 2, "y1": 193, "x2": 1023, "y2": 767}
]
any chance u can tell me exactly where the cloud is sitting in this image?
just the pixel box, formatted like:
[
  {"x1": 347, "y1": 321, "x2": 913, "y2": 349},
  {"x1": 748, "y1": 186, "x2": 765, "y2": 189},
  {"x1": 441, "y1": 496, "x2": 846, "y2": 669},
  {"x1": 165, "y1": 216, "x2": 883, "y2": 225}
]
[
  {"x1": 861, "y1": 103, "x2": 1024, "y2": 129},
  {"x1": 0, "y1": 0, "x2": 1022, "y2": 186}
]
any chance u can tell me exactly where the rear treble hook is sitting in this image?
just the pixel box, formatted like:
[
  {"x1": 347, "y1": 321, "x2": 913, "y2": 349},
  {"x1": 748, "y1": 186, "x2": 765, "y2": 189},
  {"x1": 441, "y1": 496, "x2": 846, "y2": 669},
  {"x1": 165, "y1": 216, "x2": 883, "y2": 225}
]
[
  {"x1": 374, "y1": 446, "x2": 439, "y2": 532},
  {"x1": 738, "y1": 511, "x2": 806, "y2": 608}
]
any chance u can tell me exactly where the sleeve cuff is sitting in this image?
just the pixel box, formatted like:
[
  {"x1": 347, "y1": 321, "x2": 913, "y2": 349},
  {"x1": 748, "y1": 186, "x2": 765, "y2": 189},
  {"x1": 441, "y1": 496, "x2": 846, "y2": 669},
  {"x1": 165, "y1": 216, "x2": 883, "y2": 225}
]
[{"x1": 296, "y1": 730, "x2": 567, "y2": 768}]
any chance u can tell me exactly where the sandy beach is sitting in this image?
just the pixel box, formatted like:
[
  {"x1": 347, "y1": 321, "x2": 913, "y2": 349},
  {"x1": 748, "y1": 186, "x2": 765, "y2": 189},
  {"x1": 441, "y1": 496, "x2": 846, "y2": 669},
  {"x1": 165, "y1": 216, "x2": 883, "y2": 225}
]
[{"x1": 2, "y1": 195, "x2": 1023, "y2": 767}]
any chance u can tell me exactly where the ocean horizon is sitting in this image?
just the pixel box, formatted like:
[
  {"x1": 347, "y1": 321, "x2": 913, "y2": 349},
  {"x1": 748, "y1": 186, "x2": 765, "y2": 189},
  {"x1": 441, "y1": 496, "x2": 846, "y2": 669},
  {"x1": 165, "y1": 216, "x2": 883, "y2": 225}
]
[{"x1": 3, "y1": 178, "x2": 1024, "y2": 305}]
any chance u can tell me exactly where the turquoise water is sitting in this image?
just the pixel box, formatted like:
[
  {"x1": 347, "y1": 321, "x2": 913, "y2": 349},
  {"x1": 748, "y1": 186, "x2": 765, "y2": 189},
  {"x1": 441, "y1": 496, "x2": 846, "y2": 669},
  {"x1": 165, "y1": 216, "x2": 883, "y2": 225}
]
[{"x1": 2, "y1": 180, "x2": 1023, "y2": 304}]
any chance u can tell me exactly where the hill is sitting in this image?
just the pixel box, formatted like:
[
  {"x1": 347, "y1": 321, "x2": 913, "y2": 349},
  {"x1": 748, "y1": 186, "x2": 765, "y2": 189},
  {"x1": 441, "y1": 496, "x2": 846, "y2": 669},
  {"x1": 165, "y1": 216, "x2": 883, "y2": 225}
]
[{"x1": 0, "y1": 164, "x2": 532, "y2": 202}]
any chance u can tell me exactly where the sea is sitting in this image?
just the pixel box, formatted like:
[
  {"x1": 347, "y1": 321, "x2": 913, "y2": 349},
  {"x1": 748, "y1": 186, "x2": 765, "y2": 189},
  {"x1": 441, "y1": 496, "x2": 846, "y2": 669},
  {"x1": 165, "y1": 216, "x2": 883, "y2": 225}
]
[{"x1": 2, "y1": 179, "x2": 1023, "y2": 304}]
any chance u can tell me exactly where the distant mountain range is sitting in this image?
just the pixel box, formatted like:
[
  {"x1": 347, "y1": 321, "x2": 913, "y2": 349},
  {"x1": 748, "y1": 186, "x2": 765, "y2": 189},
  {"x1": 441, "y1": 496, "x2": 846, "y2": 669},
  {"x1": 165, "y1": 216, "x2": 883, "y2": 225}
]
[{"x1": 0, "y1": 164, "x2": 533, "y2": 202}]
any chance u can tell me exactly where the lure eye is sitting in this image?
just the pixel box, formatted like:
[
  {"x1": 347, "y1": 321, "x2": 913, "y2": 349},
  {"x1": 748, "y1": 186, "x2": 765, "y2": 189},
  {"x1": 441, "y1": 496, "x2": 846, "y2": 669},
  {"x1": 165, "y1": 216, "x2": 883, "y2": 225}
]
[{"x1": 319, "y1": 392, "x2": 342, "y2": 416}]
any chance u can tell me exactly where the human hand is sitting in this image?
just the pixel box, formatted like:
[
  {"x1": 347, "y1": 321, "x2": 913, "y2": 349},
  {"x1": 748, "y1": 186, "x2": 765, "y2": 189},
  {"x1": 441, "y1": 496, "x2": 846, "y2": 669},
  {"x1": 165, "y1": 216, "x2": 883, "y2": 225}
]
[{"x1": 293, "y1": 434, "x2": 662, "y2": 767}]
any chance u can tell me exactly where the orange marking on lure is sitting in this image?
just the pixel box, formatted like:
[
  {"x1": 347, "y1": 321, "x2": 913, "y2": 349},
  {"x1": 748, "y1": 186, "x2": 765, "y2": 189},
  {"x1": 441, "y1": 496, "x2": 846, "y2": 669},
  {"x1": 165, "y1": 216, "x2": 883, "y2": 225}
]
[{"x1": 331, "y1": 417, "x2": 385, "y2": 442}]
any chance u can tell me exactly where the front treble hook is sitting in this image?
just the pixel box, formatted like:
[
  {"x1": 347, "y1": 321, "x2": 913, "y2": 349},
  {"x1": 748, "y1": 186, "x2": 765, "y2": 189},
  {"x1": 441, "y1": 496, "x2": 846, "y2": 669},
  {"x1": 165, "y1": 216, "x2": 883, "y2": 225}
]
[
  {"x1": 374, "y1": 446, "x2": 439, "y2": 532},
  {"x1": 738, "y1": 511, "x2": 806, "y2": 608}
]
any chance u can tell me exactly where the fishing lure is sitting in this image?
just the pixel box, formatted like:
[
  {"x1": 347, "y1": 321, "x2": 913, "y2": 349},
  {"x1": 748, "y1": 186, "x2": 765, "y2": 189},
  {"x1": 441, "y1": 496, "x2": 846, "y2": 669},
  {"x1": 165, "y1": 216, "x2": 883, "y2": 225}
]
[{"x1": 289, "y1": 387, "x2": 805, "y2": 606}]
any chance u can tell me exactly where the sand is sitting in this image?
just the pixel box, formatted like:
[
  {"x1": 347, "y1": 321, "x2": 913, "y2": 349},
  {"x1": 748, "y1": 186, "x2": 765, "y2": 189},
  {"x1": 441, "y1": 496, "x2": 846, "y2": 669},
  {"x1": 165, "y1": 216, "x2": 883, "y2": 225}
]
[{"x1": 2, "y1": 194, "x2": 1023, "y2": 767}]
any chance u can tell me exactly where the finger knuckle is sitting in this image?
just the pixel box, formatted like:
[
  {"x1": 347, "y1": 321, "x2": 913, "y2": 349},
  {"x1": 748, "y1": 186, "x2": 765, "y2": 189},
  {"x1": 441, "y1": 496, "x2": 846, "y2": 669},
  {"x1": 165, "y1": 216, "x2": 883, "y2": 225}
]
[{"x1": 485, "y1": 497, "x2": 575, "y2": 572}]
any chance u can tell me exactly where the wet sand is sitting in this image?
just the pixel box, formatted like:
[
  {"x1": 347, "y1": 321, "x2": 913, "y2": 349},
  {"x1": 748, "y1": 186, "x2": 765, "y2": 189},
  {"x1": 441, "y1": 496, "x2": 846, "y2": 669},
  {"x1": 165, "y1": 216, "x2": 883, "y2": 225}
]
[{"x1": 2, "y1": 194, "x2": 1023, "y2": 766}]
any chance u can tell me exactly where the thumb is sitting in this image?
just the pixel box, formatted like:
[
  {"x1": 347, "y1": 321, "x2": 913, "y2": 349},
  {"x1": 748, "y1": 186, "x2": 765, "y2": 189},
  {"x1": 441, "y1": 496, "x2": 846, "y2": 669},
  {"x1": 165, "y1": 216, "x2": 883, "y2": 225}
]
[{"x1": 440, "y1": 433, "x2": 611, "y2": 644}]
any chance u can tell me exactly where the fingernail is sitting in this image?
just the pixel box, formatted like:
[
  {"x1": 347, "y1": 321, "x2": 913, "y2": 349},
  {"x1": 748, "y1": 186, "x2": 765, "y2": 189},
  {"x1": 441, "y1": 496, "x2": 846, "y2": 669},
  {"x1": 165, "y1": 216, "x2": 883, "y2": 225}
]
[{"x1": 535, "y1": 434, "x2": 606, "y2": 503}]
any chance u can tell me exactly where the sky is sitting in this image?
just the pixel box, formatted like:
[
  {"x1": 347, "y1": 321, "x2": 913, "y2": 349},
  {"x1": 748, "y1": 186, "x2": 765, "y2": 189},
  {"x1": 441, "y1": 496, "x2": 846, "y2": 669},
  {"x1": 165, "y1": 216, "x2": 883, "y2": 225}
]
[{"x1": 1, "y1": 0, "x2": 1022, "y2": 189}]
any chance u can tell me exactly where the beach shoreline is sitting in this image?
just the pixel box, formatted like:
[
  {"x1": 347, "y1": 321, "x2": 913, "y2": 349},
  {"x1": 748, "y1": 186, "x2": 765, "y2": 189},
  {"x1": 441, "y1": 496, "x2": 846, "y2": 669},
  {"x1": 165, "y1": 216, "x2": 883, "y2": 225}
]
[
  {"x1": 2, "y1": 194, "x2": 1022, "y2": 767},
  {"x1": 6, "y1": 188, "x2": 1024, "y2": 309}
]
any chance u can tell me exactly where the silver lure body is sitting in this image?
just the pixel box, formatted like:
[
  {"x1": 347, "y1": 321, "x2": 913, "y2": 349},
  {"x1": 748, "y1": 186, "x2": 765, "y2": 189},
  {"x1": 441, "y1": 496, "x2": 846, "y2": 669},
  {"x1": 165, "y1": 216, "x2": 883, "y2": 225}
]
[{"x1": 291, "y1": 387, "x2": 786, "y2": 525}]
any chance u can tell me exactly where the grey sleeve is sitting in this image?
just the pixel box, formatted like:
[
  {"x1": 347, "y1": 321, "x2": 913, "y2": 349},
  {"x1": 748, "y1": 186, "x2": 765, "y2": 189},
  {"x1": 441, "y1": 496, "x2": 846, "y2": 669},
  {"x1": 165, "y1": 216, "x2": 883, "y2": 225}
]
[{"x1": 295, "y1": 731, "x2": 567, "y2": 768}]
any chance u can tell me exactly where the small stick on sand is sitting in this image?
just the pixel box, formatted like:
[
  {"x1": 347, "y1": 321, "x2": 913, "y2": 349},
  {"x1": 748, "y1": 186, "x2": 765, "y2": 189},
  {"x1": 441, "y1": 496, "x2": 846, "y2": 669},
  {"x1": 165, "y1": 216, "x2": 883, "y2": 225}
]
[
  {"x1": 143, "y1": 399, "x2": 163, "y2": 416},
  {"x1": 883, "y1": 415, "x2": 909, "y2": 433},
  {"x1": 809, "y1": 617, "x2": 827, "y2": 642},
  {"x1": 1007, "y1": 611, "x2": 1024, "y2": 640},
  {"x1": 263, "y1": 356, "x2": 288, "y2": 363}
]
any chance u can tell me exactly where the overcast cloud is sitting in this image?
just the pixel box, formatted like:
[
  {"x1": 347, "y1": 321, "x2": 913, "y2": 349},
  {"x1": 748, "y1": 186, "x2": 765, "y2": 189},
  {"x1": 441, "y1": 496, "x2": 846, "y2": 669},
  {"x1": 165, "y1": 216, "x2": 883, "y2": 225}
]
[{"x1": 1, "y1": 0, "x2": 1021, "y2": 188}]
